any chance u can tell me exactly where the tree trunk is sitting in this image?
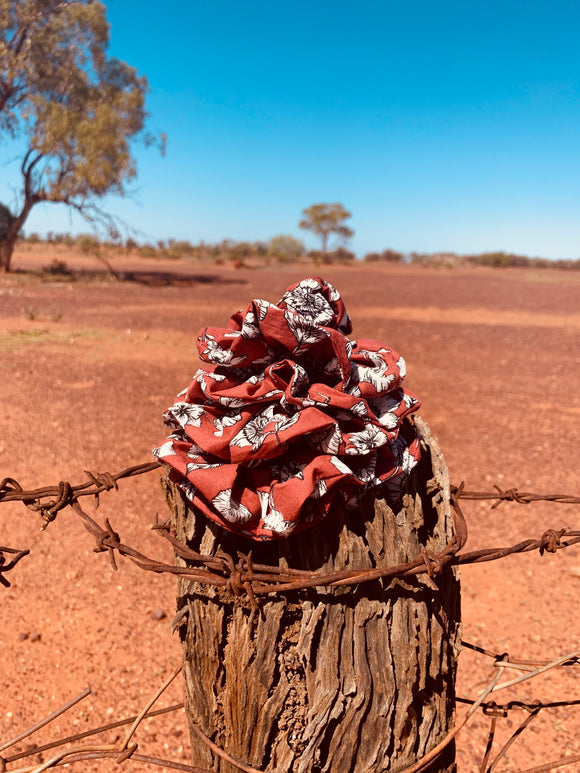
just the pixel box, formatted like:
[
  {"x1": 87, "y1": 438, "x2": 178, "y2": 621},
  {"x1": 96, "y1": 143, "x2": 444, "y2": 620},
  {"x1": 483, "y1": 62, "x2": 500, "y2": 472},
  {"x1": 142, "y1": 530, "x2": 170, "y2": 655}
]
[
  {"x1": 0, "y1": 202, "x2": 32, "y2": 273},
  {"x1": 164, "y1": 417, "x2": 461, "y2": 773}
]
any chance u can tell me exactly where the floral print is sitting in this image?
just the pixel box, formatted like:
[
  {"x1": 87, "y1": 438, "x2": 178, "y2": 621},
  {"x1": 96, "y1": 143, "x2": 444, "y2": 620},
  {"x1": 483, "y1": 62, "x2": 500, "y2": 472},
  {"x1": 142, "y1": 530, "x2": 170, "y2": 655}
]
[{"x1": 154, "y1": 277, "x2": 421, "y2": 540}]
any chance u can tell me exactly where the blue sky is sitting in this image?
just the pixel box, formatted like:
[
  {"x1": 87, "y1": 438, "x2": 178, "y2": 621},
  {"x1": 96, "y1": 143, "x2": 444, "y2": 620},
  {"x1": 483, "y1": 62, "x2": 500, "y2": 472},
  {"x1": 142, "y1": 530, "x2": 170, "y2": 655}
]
[{"x1": 2, "y1": 0, "x2": 580, "y2": 258}]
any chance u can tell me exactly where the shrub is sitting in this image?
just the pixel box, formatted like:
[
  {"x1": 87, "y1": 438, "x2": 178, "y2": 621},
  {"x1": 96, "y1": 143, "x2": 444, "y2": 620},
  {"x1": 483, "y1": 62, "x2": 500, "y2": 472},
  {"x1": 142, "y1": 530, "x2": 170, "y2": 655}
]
[
  {"x1": 268, "y1": 235, "x2": 305, "y2": 262},
  {"x1": 364, "y1": 249, "x2": 403, "y2": 263},
  {"x1": 138, "y1": 244, "x2": 158, "y2": 258},
  {"x1": 42, "y1": 259, "x2": 72, "y2": 276},
  {"x1": 328, "y1": 247, "x2": 356, "y2": 264},
  {"x1": 76, "y1": 233, "x2": 101, "y2": 255}
]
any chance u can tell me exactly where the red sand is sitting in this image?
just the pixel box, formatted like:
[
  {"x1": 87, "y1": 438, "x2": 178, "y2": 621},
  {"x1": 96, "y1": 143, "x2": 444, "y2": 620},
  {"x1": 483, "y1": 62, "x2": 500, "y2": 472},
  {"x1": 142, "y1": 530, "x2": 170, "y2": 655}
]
[{"x1": 1, "y1": 246, "x2": 579, "y2": 771}]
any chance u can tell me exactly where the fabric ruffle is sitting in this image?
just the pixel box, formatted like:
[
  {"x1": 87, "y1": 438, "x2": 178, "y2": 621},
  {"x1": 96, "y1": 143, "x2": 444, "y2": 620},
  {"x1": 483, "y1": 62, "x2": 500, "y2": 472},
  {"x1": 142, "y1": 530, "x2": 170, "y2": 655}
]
[{"x1": 153, "y1": 277, "x2": 421, "y2": 540}]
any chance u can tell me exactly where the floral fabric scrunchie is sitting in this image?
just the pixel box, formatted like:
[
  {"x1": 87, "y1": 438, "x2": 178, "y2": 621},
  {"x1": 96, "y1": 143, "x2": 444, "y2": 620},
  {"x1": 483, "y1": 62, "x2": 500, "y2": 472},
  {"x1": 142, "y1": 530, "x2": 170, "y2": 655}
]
[{"x1": 153, "y1": 277, "x2": 421, "y2": 540}]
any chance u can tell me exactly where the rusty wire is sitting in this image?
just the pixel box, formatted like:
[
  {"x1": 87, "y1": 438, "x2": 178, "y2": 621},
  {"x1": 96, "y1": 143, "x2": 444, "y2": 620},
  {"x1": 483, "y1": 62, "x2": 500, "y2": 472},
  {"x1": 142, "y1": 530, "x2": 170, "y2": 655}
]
[
  {"x1": 1, "y1": 465, "x2": 580, "y2": 596},
  {"x1": 3, "y1": 644, "x2": 579, "y2": 773},
  {"x1": 2, "y1": 466, "x2": 580, "y2": 771},
  {"x1": 0, "y1": 642, "x2": 580, "y2": 773}
]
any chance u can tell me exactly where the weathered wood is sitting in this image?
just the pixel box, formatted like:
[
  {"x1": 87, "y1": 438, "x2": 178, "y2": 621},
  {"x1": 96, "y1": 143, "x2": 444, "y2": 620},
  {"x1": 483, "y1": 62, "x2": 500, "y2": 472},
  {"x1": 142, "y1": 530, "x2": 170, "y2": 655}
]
[{"x1": 164, "y1": 417, "x2": 461, "y2": 772}]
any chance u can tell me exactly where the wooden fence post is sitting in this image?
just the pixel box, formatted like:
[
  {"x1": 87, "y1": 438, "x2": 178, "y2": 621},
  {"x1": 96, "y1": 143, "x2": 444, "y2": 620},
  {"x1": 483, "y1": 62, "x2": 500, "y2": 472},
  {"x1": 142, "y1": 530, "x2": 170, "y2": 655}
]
[{"x1": 164, "y1": 417, "x2": 461, "y2": 772}]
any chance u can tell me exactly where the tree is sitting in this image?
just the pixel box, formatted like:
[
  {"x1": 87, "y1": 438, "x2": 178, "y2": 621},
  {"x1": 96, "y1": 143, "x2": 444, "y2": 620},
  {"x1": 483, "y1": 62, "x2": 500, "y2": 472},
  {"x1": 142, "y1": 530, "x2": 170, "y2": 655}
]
[
  {"x1": 299, "y1": 202, "x2": 354, "y2": 257},
  {"x1": 0, "y1": 0, "x2": 153, "y2": 272},
  {"x1": 0, "y1": 201, "x2": 15, "y2": 243},
  {"x1": 268, "y1": 234, "x2": 305, "y2": 262}
]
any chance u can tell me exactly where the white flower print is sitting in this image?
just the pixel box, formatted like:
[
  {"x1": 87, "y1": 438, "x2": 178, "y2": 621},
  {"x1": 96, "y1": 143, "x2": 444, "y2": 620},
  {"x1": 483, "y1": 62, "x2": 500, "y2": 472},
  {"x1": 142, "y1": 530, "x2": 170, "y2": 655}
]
[
  {"x1": 289, "y1": 363, "x2": 309, "y2": 396},
  {"x1": 263, "y1": 404, "x2": 300, "y2": 436},
  {"x1": 329, "y1": 456, "x2": 353, "y2": 476},
  {"x1": 213, "y1": 412, "x2": 243, "y2": 437},
  {"x1": 186, "y1": 460, "x2": 222, "y2": 474},
  {"x1": 241, "y1": 308, "x2": 261, "y2": 339},
  {"x1": 255, "y1": 298, "x2": 271, "y2": 320},
  {"x1": 369, "y1": 392, "x2": 403, "y2": 429},
  {"x1": 273, "y1": 460, "x2": 307, "y2": 482},
  {"x1": 284, "y1": 311, "x2": 329, "y2": 354},
  {"x1": 345, "y1": 423, "x2": 387, "y2": 455},
  {"x1": 196, "y1": 371, "x2": 226, "y2": 399},
  {"x1": 309, "y1": 423, "x2": 342, "y2": 455},
  {"x1": 245, "y1": 373, "x2": 265, "y2": 385},
  {"x1": 259, "y1": 490, "x2": 290, "y2": 534},
  {"x1": 281, "y1": 278, "x2": 335, "y2": 326},
  {"x1": 230, "y1": 412, "x2": 272, "y2": 452},
  {"x1": 311, "y1": 478, "x2": 328, "y2": 499},
  {"x1": 351, "y1": 400, "x2": 368, "y2": 418},
  {"x1": 356, "y1": 457, "x2": 382, "y2": 489},
  {"x1": 201, "y1": 335, "x2": 247, "y2": 367},
  {"x1": 230, "y1": 405, "x2": 299, "y2": 451},
  {"x1": 398, "y1": 444, "x2": 416, "y2": 476},
  {"x1": 327, "y1": 282, "x2": 340, "y2": 302},
  {"x1": 169, "y1": 402, "x2": 205, "y2": 428},
  {"x1": 212, "y1": 489, "x2": 253, "y2": 524},
  {"x1": 255, "y1": 389, "x2": 284, "y2": 402},
  {"x1": 396, "y1": 356, "x2": 407, "y2": 378},
  {"x1": 186, "y1": 441, "x2": 205, "y2": 457},
  {"x1": 252, "y1": 346, "x2": 277, "y2": 368},
  {"x1": 179, "y1": 479, "x2": 197, "y2": 504},
  {"x1": 353, "y1": 350, "x2": 396, "y2": 393},
  {"x1": 153, "y1": 440, "x2": 176, "y2": 460},
  {"x1": 214, "y1": 395, "x2": 246, "y2": 409}
]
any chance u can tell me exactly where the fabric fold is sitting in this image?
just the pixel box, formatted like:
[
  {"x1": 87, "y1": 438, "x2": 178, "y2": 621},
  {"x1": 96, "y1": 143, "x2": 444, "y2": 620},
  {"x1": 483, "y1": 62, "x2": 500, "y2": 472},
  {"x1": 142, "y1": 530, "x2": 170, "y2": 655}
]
[{"x1": 153, "y1": 276, "x2": 421, "y2": 540}]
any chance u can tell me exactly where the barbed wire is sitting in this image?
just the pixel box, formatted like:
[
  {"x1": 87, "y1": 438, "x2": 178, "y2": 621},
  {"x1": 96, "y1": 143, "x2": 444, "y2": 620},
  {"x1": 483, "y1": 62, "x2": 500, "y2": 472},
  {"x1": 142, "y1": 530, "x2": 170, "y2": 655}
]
[
  {"x1": 1, "y1": 465, "x2": 580, "y2": 596},
  {"x1": 1, "y1": 642, "x2": 579, "y2": 773},
  {"x1": 2, "y1": 463, "x2": 580, "y2": 771},
  {"x1": 2, "y1": 460, "x2": 579, "y2": 517}
]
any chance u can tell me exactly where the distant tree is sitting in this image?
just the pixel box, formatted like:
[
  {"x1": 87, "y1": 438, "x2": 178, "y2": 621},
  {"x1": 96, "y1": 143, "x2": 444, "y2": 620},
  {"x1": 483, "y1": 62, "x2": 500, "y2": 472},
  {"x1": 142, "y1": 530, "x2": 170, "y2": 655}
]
[
  {"x1": 76, "y1": 233, "x2": 101, "y2": 255},
  {"x1": 323, "y1": 247, "x2": 355, "y2": 264},
  {"x1": 364, "y1": 248, "x2": 404, "y2": 263},
  {"x1": 268, "y1": 234, "x2": 305, "y2": 262},
  {"x1": 0, "y1": 0, "x2": 156, "y2": 272},
  {"x1": 299, "y1": 203, "x2": 354, "y2": 257}
]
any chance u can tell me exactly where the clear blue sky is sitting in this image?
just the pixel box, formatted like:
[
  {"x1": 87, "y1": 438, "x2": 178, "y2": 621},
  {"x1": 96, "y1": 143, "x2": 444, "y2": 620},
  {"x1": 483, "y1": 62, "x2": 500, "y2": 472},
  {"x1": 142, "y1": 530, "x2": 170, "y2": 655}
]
[{"x1": 3, "y1": 0, "x2": 580, "y2": 258}]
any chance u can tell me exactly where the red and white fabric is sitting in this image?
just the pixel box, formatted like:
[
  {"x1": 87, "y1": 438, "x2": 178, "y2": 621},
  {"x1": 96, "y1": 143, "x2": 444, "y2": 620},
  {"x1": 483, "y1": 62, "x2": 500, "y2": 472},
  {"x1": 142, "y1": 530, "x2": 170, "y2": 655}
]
[{"x1": 153, "y1": 277, "x2": 421, "y2": 540}]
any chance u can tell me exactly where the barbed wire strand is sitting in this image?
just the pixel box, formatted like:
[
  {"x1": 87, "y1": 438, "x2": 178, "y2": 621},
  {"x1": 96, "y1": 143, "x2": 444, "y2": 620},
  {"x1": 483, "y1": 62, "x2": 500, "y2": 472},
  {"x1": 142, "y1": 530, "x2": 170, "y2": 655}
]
[
  {"x1": 1, "y1": 461, "x2": 579, "y2": 512},
  {"x1": 188, "y1": 720, "x2": 264, "y2": 773},
  {"x1": 120, "y1": 664, "x2": 183, "y2": 754},
  {"x1": 513, "y1": 753, "x2": 580, "y2": 773},
  {"x1": 462, "y1": 641, "x2": 580, "y2": 669},
  {"x1": 481, "y1": 706, "x2": 542, "y2": 773},
  {"x1": 4, "y1": 665, "x2": 194, "y2": 773},
  {"x1": 0, "y1": 687, "x2": 91, "y2": 755},
  {"x1": 2, "y1": 465, "x2": 580, "y2": 771},
  {"x1": 3, "y1": 704, "x2": 184, "y2": 765},
  {"x1": 2, "y1": 477, "x2": 579, "y2": 599},
  {"x1": 2, "y1": 645, "x2": 579, "y2": 773}
]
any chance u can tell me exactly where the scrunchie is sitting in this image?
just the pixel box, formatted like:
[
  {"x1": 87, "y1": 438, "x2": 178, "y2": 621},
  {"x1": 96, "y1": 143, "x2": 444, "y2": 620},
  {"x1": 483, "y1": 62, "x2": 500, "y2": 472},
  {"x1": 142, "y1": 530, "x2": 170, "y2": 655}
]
[{"x1": 153, "y1": 277, "x2": 421, "y2": 540}]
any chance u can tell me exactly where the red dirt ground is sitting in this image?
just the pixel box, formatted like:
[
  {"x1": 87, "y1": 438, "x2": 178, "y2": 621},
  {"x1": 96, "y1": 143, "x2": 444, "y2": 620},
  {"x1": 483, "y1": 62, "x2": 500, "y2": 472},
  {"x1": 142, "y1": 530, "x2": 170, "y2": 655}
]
[{"x1": 1, "y1": 246, "x2": 579, "y2": 772}]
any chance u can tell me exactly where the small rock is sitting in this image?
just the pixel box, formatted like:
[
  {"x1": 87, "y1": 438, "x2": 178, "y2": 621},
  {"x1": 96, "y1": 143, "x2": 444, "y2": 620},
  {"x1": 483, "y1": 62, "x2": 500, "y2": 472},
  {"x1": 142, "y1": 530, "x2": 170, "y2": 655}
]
[
  {"x1": 18, "y1": 632, "x2": 30, "y2": 641},
  {"x1": 152, "y1": 608, "x2": 167, "y2": 621},
  {"x1": 569, "y1": 567, "x2": 580, "y2": 579},
  {"x1": 29, "y1": 632, "x2": 41, "y2": 642}
]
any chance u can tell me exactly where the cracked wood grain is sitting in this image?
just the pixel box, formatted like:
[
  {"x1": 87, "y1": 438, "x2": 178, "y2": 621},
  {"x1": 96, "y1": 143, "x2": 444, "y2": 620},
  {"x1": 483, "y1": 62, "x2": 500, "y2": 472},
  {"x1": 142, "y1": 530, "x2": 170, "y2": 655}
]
[{"x1": 164, "y1": 417, "x2": 461, "y2": 773}]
